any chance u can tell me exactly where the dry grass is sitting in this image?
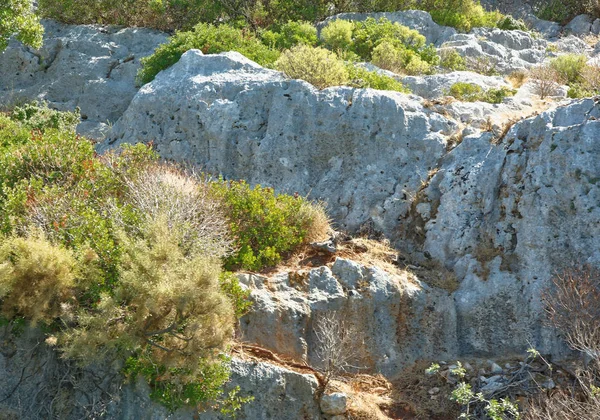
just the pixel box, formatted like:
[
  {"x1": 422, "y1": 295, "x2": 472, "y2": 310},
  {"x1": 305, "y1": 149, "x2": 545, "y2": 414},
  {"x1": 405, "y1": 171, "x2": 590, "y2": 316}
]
[
  {"x1": 507, "y1": 69, "x2": 528, "y2": 89},
  {"x1": 298, "y1": 200, "x2": 331, "y2": 243}
]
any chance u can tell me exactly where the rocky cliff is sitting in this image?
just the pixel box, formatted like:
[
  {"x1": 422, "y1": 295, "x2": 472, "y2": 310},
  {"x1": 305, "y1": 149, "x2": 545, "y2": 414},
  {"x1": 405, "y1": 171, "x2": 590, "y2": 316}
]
[{"x1": 2, "y1": 8, "x2": 600, "y2": 419}]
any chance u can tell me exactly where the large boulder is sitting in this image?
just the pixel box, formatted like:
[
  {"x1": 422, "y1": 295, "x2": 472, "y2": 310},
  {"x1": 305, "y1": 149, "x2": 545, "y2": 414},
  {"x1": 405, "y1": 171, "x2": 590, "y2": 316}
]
[
  {"x1": 0, "y1": 20, "x2": 167, "y2": 139},
  {"x1": 103, "y1": 50, "x2": 455, "y2": 237}
]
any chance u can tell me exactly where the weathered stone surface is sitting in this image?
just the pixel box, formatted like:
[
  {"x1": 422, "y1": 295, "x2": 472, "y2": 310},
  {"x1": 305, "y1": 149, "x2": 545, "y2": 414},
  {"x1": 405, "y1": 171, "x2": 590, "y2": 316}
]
[
  {"x1": 104, "y1": 50, "x2": 454, "y2": 237},
  {"x1": 320, "y1": 393, "x2": 348, "y2": 415},
  {"x1": 403, "y1": 71, "x2": 512, "y2": 99},
  {"x1": 441, "y1": 28, "x2": 547, "y2": 74},
  {"x1": 417, "y1": 98, "x2": 600, "y2": 356},
  {"x1": 0, "y1": 20, "x2": 167, "y2": 139},
  {"x1": 565, "y1": 14, "x2": 593, "y2": 37},
  {"x1": 0, "y1": 328, "x2": 321, "y2": 420},
  {"x1": 238, "y1": 258, "x2": 458, "y2": 378}
]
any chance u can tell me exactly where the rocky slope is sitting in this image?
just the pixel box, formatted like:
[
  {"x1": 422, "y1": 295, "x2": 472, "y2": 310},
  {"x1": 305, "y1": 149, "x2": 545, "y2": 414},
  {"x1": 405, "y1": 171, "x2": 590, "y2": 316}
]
[{"x1": 3, "y1": 8, "x2": 600, "y2": 419}]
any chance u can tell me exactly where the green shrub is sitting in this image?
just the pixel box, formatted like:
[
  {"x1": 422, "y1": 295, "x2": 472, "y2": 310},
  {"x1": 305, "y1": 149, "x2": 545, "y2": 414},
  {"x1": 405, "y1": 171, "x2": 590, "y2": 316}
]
[
  {"x1": 550, "y1": 54, "x2": 587, "y2": 85},
  {"x1": 0, "y1": 0, "x2": 43, "y2": 51},
  {"x1": 447, "y1": 82, "x2": 516, "y2": 103},
  {"x1": 345, "y1": 64, "x2": 410, "y2": 92},
  {"x1": 220, "y1": 272, "x2": 252, "y2": 318},
  {"x1": 261, "y1": 21, "x2": 318, "y2": 50},
  {"x1": 275, "y1": 45, "x2": 349, "y2": 89},
  {"x1": 138, "y1": 23, "x2": 280, "y2": 85},
  {"x1": 10, "y1": 102, "x2": 80, "y2": 133},
  {"x1": 534, "y1": 0, "x2": 597, "y2": 23},
  {"x1": 38, "y1": 0, "x2": 224, "y2": 32},
  {"x1": 371, "y1": 40, "x2": 433, "y2": 75},
  {"x1": 351, "y1": 17, "x2": 426, "y2": 60},
  {"x1": 497, "y1": 15, "x2": 528, "y2": 31},
  {"x1": 426, "y1": 0, "x2": 503, "y2": 32},
  {"x1": 212, "y1": 180, "x2": 329, "y2": 271},
  {"x1": 0, "y1": 234, "x2": 79, "y2": 323},
  {"x1": 321, "y1": 19, "x2": 354, "y2": 53},
  {"x1": 440, "y1": 48, "x2": 466, "y2": 71}
]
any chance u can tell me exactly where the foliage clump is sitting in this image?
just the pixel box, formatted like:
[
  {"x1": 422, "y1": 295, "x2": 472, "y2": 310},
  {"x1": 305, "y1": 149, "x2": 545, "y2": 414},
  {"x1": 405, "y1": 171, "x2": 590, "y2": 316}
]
[
  {"x1": 0, "y1": 103, "x2": 329, "y2": 413},
  {"x1": 275, "y1": 45, "x2": 349, "y2": 89},
  {"x1": 0, "y1": 0, "x2": 43, "y2": 51},
  {"x1": 137, "y1": 22, "x2": 280, "y2": 85},
  {"x1": 447, "y1": 82, "x2": 516, "y2": 103},
  {"x1": 212, "y1": 179, "x2": 329, "y2": 271}
]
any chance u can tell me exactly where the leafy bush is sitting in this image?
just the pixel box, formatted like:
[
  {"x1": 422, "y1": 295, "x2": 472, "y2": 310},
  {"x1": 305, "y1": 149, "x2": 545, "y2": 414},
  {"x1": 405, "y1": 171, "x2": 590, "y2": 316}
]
[
  {"x1": 275, "y1": 45, "x2": 349, "y2": 89},
  {"x1": 212, "y1": 179, "x2": 329, "y2": 271},
  {"x1": 447, "y1": 82, "x2": 516, "y2": 103},
  {"x1": 321, "y1": 19, "x2": 354, "y2": 53},
  {"x1": 534, "y1": 0, "x2": 599, "y2": 23},
  {"x1": 351, "y1": 17, "x2": 427, "y2": 60},
  {"x1": 0, "y1": 234, "x2": 79, "y2": 323},
  {"x1": 550, "y1": 54, "x2": 587, "y2": 86},
  {"x1": 425, "y1": 0, "x2": 503, "y2": 32},
  {"x1": 38, "y1": 0, "x2": 224, "y2": 32},
  {"x1": 138, "y1": 23, "x2": 280, "y2": 85},
  {"x1": 10, "y1": 102, "x2": 80, "y2": 132},
  {"x1": 261, "y1": 21, "x2": 317, "y2": 50},
  {"x1": 0, "y1": 0, "x2": 43, "y2": 51},
  {"x1": 346, "y1": 64, "x2": 410, "y2": 92},
  {"x1": 372, "y1": 40, "x2": 433, "y2": 75},
  {"x1": 440, "y1": 48, "x2": 466, "y2": 72},
  {"x1": 497, "y1": 15, "x2": 528, "y2": 31}
]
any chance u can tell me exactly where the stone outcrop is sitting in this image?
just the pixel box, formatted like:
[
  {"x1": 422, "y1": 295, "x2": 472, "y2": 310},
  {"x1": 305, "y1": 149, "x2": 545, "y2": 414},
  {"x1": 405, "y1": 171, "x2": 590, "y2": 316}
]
[
  {"x1": 103, "y1": 50, "x2": 456, "y2": 237},
  {"x1": 238, "y1": 258, "x2": 457, "y2": 378},
  {"x1": 0, "y1": 20, "x2": 166, "y2": 139}
]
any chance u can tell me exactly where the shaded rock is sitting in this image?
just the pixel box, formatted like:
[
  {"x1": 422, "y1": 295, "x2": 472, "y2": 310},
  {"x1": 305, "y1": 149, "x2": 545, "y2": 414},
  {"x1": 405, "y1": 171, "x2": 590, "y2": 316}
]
[
  {"x1": 565, "y1": 14, "x2": 593, "y2": 37},
  {"x1": 0, "y1": 20, "x2": 167, "y2": 139},
  {"x1": 320, "y1": 393, "x2": 348, "y2": 415}
]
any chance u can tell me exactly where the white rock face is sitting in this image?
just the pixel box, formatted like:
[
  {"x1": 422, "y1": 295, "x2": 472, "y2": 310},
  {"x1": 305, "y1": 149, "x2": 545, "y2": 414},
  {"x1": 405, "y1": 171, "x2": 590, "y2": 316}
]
[
  {"x1": 0, "y1": 20, "x2": 167, "y2": 139},
  {"x1": 104, "y1": 50, "x2": 455, "y2": 236},
  {"x1": 441, "y1": 28, "x2": 547, "y2": 74},
  {"x1": 403, "y1": 71, "x2": 512, "y2": 99},
  {"x1": 238, "y1": 258, "x2": 457, "y2": 377}
]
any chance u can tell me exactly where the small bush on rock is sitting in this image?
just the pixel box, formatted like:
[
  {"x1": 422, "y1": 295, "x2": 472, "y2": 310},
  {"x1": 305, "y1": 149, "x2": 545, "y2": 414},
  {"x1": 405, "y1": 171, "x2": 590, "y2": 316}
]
[
  {"x1": 440, "y1": 48, "x2": 466, "y2": 72},
  {"x1": 529, "y1": 64, "x2": 564, "y2": 99},
  {"x1": 447, "y1": 82, "x2": 516, "y2": 103},
  {"x1": 550, "y1": 54, "x2": 587, "y2": 86},
  {"x1": 345, "y1": 64, "x2": 410, "y2": 92},
  {"x1": 275, "y1": 45, "x2": 349, "y2": 89},
  {"x1": 138, "y1": 23, "x2": 280, "y2": 85},
  {"x1": 212, "y1": 179, "x2": 329, "y2": 271}
]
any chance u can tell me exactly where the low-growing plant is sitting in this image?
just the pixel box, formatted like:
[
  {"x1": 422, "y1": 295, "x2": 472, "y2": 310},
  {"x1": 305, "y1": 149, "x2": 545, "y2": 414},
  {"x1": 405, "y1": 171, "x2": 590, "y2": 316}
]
[
  {"x1": 137, "y1": 23, "x2": 280, "y2": 85},
  {"x1": 507, "y1": 69, "x2": 528, "y2": 89},
  {"x1": 440, "y1": 48, "x2": 467, "y2": 72},
  {"x1": 0, "y1": 0, "x2": 43, "y2": 51},
  {"x1": 212, "y1": 179, "x2": 329, "y2": 271},
  {"x1": 320, "y1": 19, "x2": 354, "y2": 53},
  {"x1": 261, "y1": 20, "x2": 318, "y2": 50},
  {"x1": 275, "y1": 44, "x2": 349, "y2": 89},
  {"x1": 497, "y1": 15, "x2": 528, "y2": 31},
  {"x1": 550, "y1": 54, "x2": 587, "y2": 86},
  {"x1": 372, "y1": 40, "x2": 433, "y2": 75},
  {"x1": 447, "y1": 82, "x2": 516, "y2": 103},
  {"x1": 10, "y1": 102, "x2": 80, "y2": 132},
  {"x1": 345, "y1": 64, "x2": 410, "y2": 92},
  {"x1": 424, "y1": 0, "x2": 504, "y2": 32}
]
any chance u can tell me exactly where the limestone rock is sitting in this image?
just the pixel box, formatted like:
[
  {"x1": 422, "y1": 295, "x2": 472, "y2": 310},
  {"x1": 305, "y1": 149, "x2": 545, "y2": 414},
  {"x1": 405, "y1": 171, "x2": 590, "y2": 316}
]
[
  {"x1": 565, "y1": 14, "x2": 593, "y2": 37},
  {"x1": 103, "y1": 49, "x2": 455, "y2": 237},
  {"x1": 0, "y1": 20, "x2": 167, "y2": 139},
  {"x1": 320, "y1": 393, "x2": 348, "y2": 415},
  {"x1": 403, "y1": 71, "x2": 512, "y2": 99}
]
